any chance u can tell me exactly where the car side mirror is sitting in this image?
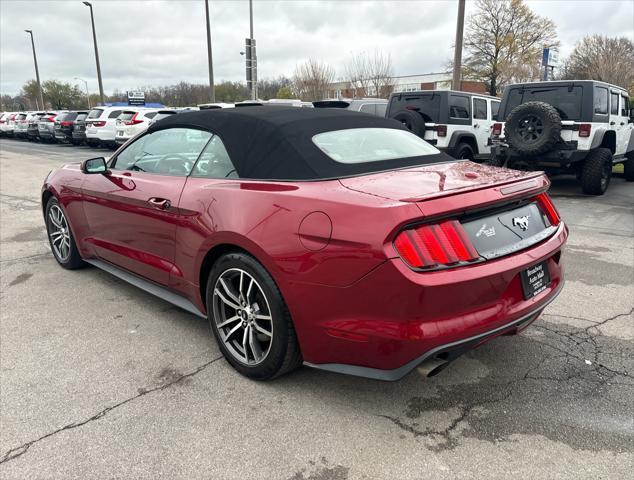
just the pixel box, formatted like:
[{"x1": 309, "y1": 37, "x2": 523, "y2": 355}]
[{"x1": 81, "y1": 157, "x2": 108, "y2": 174}]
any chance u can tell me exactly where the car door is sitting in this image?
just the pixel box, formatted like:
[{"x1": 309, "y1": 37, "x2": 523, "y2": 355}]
[
  {"x1": 471, "y1": 97, "x2": 490, "y2": 154},
  {"x1": 81, "y1": 127, "x2": 212, "y2": 285},
  {"x1": 608, "y1": 91, "x2": 625, "y2": 155}
]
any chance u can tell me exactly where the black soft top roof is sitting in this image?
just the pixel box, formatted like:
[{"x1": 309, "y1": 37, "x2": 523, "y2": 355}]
[{"x1": 149, "y1": 106, "x2": 450, "y2": 181}]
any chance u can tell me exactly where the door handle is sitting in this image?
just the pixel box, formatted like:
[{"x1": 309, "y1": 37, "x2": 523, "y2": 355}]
[
  {"x1": 148, "y1": 197, "x2": 171, "y2": 210},
  {"x1": 474, "y1": 124, "x2": 480, "y2": 128},
  {"x1": 610, "y1": 121, "x2": 615, "y2": 125},
  {"x1": 620, "y1": 122, "x2": 625, "y2": 126}
]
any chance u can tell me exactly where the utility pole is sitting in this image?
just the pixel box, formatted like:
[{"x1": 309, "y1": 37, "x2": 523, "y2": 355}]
[
  {"x1": 24, "y1": 30, "x2": 45, "y2": 109},
  {"x1": 205, "y1": 0, "x2": 215, "y2": 102},
  {"x1": 248, "y1": 0, "x2": 257, "y2": 100},
  {"x1": 83, "y1": 2, "x2": 105, "y2": 105},
  {"x1": 452, "y1": 0, "x2": 466, "y2": 91}
]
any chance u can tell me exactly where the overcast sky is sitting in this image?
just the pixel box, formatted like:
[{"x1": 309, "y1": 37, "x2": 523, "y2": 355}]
[{"x1": 1, "y1": 0, "x2": 633, "y2": 96}]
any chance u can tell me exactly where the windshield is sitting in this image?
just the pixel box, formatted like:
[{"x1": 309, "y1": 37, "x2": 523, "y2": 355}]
[
  {"x1": 87, "y1": 109, "x2": 104, "y2": 119},
  {"x1": 505, "y1": 86, "x2": 583, "y2": 120},
  {"x1": 312, "y1": 128, "x2": 440, "y2": 164},
  {"x1": 388, "y1": 93, "x2": 441, "y2": 122}
]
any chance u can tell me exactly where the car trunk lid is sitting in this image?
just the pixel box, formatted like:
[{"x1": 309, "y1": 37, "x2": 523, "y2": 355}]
[{"x1": 338, "y1": 161, "x2": 543, "y2": 203}]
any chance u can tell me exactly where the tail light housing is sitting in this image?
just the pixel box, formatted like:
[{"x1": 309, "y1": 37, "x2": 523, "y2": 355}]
[
  {"x1": 124, "y1": 113, "x2": 144, "y2": 125},
  {"x1": 92, "y1": 121, "x2": 106, "y2": 127},
  {"x1": 578, "y1": 124, "x2": 591, "y2": 137},
  {"x1": 60, "y1": 121, "x2": 73, "y2": 127},
  {"x1": 43, "y1": 116, "x2": 55, "y2": 122},
  {"x1": 492, "y1": 123, "x2": 503, "y2": 136},
  {"x1": 535, "y1": 193, "x2": 560, "y2": 226},
  {"x1": 436, "y1": 124, "x2": 447, "y2": 137},
  {"x1": 394, "y1": 220, "x2": 480, "y2": 270}
]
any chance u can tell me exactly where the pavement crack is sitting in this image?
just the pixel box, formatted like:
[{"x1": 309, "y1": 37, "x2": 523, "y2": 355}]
[{"x1": 0, "y1": 355, "x2": 224, "y2": 465}]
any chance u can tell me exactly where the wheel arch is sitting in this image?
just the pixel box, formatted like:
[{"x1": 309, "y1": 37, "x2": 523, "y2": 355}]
[
  {"x1": 599, "y1": 130, "x2": 617, "y2": 153},
  {"x1": 449, "y1": 132, "x2": 478, "y2": 154}
]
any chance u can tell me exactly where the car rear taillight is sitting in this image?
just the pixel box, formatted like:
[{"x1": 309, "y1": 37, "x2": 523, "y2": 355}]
[
  {"x1": 92, "y1": 121, "x2": 106, "y2": 127},
  {"x1": 492, "y1": 123, "x2": 503, "y2": 136},
  {"x1": 124, "y1": 113, "x2": 144, "y2": 125},
  {"x1": 436, "y1": 125, "x2": 447, "y2": 137},
  {"x1": 394, "y1": 220, "x2": 480, "y2": 269},
  {"x1": 43, "y1": 116, "x2": 55, "y2": 122},
  {"x1": 60, "y1": 121, "x2": 73, "y2": 126},
  {"x1": 535, "y1": 193, "x2": 560, "y2": 226},
  {"x1": 578, "y1": 124, "x2": 591, "y2": 137}
]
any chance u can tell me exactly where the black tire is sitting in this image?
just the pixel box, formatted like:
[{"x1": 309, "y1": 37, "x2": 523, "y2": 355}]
[
  {"x1": 454, "y1": 142, "x2": 475, "y2": 161},
  {"x1": 580, "y1": 148, "x2": 613, "y2": 195},
  {"x1": 44, "y1": 197, "x2": 85, "y2": 269},
  {"x1": 390, "y1": 110, "x2": 426, "y2": 138},
  {"x1": 505, "y1": 101, "x2": 562, "y2": 156},
  {"x1": 206, "y1": 252, "x2": 302, "y2": 380},
  {"x1": 624, "y1": 154, "x2": 634, "y2": 182}
]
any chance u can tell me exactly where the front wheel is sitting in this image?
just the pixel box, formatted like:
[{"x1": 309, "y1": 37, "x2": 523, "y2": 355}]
[
  {"x1": 206, "y1": 252, "x2": 302, "y2": 380},
  {"x1": 45, "y1": 197, "x2": 85, "y2": 269},
  {"x1": 580, "y1": 148, "x2": 612, "y2": 195}
]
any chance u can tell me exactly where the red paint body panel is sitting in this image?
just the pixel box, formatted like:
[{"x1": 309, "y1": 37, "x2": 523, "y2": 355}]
[{"x1": 42, "y1": 158, "x2": 567, "y2": 373}]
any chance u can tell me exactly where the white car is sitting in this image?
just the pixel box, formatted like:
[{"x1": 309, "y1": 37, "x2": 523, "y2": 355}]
[
  {"x1": 85, "y1": 106, "x2": 126, "y2": 147},
  {"x1": 115, "y1": 109, "x2": 160, "y2": 144},
  {"x1": 386, "y1": 90, "x2": 501, "y2": 161},
  {"x1": 12, "y1": 112, "x2": 36, "y2": 138},
  {"x1": 0, "y1": 112, "x2": 19, "y2": 135}
]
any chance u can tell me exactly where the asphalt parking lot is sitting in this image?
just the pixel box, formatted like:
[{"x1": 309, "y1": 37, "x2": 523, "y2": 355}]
[{"x1": 0, "y1": 138, "x2": 632, "y2": 479}]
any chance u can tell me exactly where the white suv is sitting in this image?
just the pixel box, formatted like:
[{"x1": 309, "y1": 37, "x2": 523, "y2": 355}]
[
  {"x1": 84, "y1": 107, "x2": 125, "y2": 148},
  {"x1": 115, "y1": 109, "x2": 159, "y2": 144},
  {"x1": 491, "y1": 80, "x2": 633, "y2": 194},
  {"x1": 386, "y1": 90, "x2": 501, "y2": 161}
]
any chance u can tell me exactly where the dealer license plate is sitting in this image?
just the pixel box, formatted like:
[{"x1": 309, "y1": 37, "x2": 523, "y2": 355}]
[{"x1": 520, "y1": 261, "x2": 551, "y2": 299}]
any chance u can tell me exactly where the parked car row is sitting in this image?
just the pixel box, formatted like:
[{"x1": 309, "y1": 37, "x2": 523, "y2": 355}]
[{"x1": 0, "y1": 107, "x2": 179, "y2": 148}]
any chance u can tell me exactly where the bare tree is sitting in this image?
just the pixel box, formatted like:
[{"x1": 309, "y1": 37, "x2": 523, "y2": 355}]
[
  {"x1": 292, "y1": 59, "x2": 335, "y2": 101},
  {"x1": 345, "y1": 50, "x2": 394, "y2": 98},
  {"x1": 463, "y1": 0, "x2": 559, "y2": 96},
  {"x1": 559, "y1": 35, "x2": 634, "y2": 93}
]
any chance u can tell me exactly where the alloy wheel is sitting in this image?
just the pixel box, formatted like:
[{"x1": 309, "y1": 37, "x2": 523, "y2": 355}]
[
  {"x1": 517, "y1": 115, "x2": 544, "y2": 143},
  {"x1": 212, "y1": 268, "x2": 273, "y2": 366},
  {"x1": 48, "y1": 204, "x2": 71, "y2": 262}
]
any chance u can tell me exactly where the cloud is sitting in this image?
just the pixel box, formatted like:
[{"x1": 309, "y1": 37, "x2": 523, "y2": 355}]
[{"x1": 1, "y1": 0, "x2": 632, "y2": 97}]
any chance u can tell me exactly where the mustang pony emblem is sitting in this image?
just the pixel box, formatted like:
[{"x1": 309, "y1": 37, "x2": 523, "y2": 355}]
[{"x1": 512, "y1": 215, "x2": 530, "y2": 231}]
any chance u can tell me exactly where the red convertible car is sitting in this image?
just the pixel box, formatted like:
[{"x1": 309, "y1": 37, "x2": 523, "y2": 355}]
[{"x1": 42, "y1": 107, "x2": 567, "y2": 380}]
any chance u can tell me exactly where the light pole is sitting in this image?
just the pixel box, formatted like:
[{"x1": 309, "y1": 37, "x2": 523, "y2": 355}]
[
  {"x1": 24, "y1": 30, "x2": 45, "y2": 109},
  {"x1": 75, "y1": 77, "x2": 91, "y2": 109},
  {"x1": 83, "y1": 2, "x2": 105, "y2": 105},
  {"x1": 452, "y1": 0, "x2": 466, "y2": 91},
  {"x1": 247, "y1": 0, "x2": 257, "y2": 100},
  {"x1": 204, "y1": 0, "x2": 215, "y2": 102}
]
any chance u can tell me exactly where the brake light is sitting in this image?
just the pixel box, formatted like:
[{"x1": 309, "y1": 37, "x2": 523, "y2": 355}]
[
  {"x1": 394, "y1": 220, "x2": 480, "y2": 269},
  {"x1": 436, "y1": 124, "x2": 447, "y2": 137},
  {"x1": 536, "y1": 193, "x2": 560, "y2": 226},
  {"x1": 578, "y1": 124, "x2": 591, "y2": 137},
  {"x1": 60, "y1": 121, "x2": 73, "y2": 126},
  {"x1": 124, "y1": 113, "x2": 144, "y2": 125},
  {"x1": 492, "y1": 123, "x2": 503, "y2": 136},
  {"x1": 92, "y1": 121, "x2": 106, "y2": 127},
  {"x1": 43, "y1": 116, "x2": 55, "y2": 122}
]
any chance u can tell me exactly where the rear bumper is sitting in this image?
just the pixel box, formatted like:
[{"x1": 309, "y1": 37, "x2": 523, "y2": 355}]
[
  {"x1": 494, "y1": 144, "x2": 587, "y2": 166},
  {"x1": 291, "y1": 222, "x2": 568, "y2": 379}
]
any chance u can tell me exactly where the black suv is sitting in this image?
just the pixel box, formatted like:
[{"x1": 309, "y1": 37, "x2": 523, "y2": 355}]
[
  {"x1": 491, "y1": 80, "x2": 634, "y2": 195},
  {"x1": 54, "y1": 111, "x2": 88, "y2": 143}
]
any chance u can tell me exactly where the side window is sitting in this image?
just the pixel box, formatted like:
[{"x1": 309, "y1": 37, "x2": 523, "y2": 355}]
[
  {"x1": 145, "y1": 112, "x2": 157, "y2": 119},
  {"x1": 449, "y1": 95, "x2": 470, "y2": 119},
  {"x1": 473, "y1": 98, "x2": 487, "y2": 120},
  {"x1": 594, "y1": 87, "x2": 608, "y2": 115},
  {"x1": 108, "y1": 110, "x2": 122, "y2": 119},
  {"x1": 191, "y1": 135, "x2": 238, "y2": 179},
  {"x1": 610, "y1": 92, "x2": 619, "y2": 115},
  {"x1": 621, "y1": 95, "x2": 629, "y2": 117},
  {"x1": 359, "y1": 104, "x2": 375, "y2": 114},
  {"x1": 112, "y1": 128, "x2": 212, "y2": 176},
  {"x1": 491, "y1": 101, "x2": 500, "y2": 120}
]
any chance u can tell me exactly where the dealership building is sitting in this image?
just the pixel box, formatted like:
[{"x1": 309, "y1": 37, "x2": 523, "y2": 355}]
[{"x1": 327, "y1": 72, "x2": 488, "y2": 99}]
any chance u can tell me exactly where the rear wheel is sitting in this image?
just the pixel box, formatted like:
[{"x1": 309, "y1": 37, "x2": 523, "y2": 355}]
[
  {"x1": 45, "y1": 197, "x2": 85, "y2": 269},
  {"x1": 455, "y1": 142, "x2": 475, "y2": 161},
  {"x1": 206, "y1": 252, "x2": 302, "y2": 380},
  {"x1": 624, "y1": 155, "x2": 634, "y2": 182},
  {"x1": 580, "y1": 148, "x2": 612, "y2": 195}
]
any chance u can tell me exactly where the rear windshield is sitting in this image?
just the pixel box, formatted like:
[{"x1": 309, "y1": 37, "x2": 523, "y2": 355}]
[
  {"x1": 75, "y1": 113, "x2": 88, "y2": 122},
  {"x1": 388, "y1": 93, "x2": 441, "y2": 122},
  {"x1": 64, "y1": 112, "x2": 79, "y2": 121},
  {"x1": 153, "y1": 112, "x2": 176, "y2": 121},
  {"x1": 118, "y1": 112, "x2": 135, "y2": 121},
  {"x1": 87, "y1": 109, "x2": 104, "y2": 119},
  {"x1": 55, "y1": 113, "x2": 70, "y2": 122},
  {"x1": 505, "y1": 86, "x2": 583, "y2": 120},
  {"x1": 312, "y1": 128, "x2": 440, "y2": 163},
  {"x1": 16, "y1": 114, "x2": 27, "y2": 120}
]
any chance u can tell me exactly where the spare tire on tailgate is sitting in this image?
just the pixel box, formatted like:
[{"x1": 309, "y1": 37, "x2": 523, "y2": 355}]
[
  {"x1": 390, "y1": 110, "x2": 426, "y2": 138},
  {"x1": 505, "y1": 101, "x2": 562, "y2": 156}
]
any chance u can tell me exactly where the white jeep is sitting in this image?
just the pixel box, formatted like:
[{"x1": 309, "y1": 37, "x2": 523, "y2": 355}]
[
  {"x1": 386, "y1": 90, "x2": 501, "y2": 161},
  {"x1": 490, "y1": 80, "x2": 634, "y2": 195}
]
